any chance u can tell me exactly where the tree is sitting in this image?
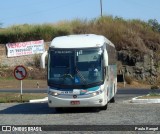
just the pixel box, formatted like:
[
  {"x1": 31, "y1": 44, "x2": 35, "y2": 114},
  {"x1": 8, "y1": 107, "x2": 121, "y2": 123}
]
[
  {"x1": 0, "y1": 22, "x2": 3, "y2": 28},
  {"x1": 148, "y1": 19, "x2": 160, "y2": 32}
]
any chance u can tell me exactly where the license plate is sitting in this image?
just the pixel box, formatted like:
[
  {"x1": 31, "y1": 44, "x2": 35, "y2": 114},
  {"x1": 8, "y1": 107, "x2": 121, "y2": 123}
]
[{"x1": 70, "y1": 101, "x2": 80, "y2": 105}]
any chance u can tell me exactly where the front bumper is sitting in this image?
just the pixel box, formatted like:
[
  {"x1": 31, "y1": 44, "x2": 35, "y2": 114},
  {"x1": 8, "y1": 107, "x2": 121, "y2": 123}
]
[{"x1": 48, "y1": 93, "x2": 107, "y2": 108}]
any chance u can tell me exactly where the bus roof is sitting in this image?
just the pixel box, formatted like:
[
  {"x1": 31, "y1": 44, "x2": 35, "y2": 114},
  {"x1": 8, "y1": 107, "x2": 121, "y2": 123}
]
[{"x1": 50, "y1": 34, "x2": 115, "y2": 48}]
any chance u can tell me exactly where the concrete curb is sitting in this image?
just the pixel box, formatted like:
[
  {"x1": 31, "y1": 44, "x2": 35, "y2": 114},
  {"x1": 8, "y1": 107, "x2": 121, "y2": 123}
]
[
  {"x1": 131, "y1": 95, "x2": 160, "y2": 104},
  {"x1": 29, "y1": 97, "x2": 48, "y2": 103}
]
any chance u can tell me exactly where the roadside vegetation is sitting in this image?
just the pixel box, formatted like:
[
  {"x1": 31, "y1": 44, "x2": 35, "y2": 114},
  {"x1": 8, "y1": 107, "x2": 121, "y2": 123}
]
[
  {"x1": 0, "y1": 16, "x2": 160, "y2": 54},
  {"x1": 136, "y1": 85, "x2": 160, "y2": 99},
  {"x1": 0, "y1": 79, "x2": 47, "y2": 89},
  {"x1": 137, "y1": 93, "x2": 160, "y2": 99},
  {"x1": 0, "y1": 93, "x2": 47, "y2": 103},
  {"x1": 137, "y1": 94, "x2": 160, "y2": 99}
]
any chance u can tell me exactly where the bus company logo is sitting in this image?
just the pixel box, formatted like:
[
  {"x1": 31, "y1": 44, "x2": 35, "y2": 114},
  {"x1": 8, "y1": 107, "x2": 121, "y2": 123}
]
[
  {"x1": 73, "y1": 95, "x2": 77, "y2": 98},
  {"x1": 2, "y1": 126, "x2": 11, "y2": 131}
]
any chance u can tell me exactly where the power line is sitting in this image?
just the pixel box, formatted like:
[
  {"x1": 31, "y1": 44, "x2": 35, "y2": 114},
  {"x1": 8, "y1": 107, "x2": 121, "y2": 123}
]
[
  {"x1": 100, "y1": 0, "x2": 103, "y2": 17},
  {"x1": 1, "y1": 0, "x2": 83, "y2": 22}
]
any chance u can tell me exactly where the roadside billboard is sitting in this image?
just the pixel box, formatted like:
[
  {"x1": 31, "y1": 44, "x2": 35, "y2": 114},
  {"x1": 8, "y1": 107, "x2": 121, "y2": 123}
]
[{"x1": 6, "y1": 40, "x2": 45, "y2": 57}]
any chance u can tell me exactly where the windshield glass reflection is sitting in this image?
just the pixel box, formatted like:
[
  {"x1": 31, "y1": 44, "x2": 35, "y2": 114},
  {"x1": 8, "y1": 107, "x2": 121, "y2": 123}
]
[{"x1": 48, "y1": 48, "x2": 103, "y2": 88}]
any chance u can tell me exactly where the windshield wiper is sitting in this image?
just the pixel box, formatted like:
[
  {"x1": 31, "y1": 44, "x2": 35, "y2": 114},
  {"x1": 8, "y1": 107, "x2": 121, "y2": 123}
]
[{"x1": 75, "y1": 66, "x2": 87, "y2": 85}]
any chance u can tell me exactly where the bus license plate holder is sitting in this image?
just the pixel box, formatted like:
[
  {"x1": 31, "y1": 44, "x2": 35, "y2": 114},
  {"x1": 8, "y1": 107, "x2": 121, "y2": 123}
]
[{"x1": 70, "y1": 101, "x2": 80, "y2": 105}]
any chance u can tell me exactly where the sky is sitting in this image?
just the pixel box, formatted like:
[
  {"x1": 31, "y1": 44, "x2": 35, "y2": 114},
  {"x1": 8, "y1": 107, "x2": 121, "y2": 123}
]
[{"x1": 0, "y1": 0, "x2": 160, "y2": 28}]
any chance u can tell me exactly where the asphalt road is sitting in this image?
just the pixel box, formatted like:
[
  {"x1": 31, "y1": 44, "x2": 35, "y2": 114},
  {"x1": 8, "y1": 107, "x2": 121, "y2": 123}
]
[
  {"x1": 1, "y1": 88, "x2": 160, "y2": 95},
  {"x1": 0, "y1": 88, "x2": 160, "y2": 133}
]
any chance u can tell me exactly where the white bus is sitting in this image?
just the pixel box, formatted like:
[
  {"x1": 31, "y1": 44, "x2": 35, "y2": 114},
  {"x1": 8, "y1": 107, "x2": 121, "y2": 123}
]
[{"x1": 45, "y1": 34, "x2": 117, "y2": 110}]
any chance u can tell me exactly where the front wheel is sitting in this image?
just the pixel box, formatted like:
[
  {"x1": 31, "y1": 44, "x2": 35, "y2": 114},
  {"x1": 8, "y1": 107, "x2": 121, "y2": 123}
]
[
  {"x1": 55, "y1": 108, "x2": 63, "y2": 113},
  {"x1": 110, "y1": 97, "x2": 115, "y2": 103},
  {"x1": 100, "y1": 104, "x2": 108, "y2": 110}
]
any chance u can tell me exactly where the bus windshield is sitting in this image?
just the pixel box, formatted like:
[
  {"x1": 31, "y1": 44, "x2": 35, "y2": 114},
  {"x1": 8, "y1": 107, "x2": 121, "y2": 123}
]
[{"x1": 48, "y1": 48, "x2": 103, "y2": 88}]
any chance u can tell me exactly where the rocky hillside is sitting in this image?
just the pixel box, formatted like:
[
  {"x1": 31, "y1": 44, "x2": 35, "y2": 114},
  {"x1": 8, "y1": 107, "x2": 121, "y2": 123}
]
[{"x1": 0, "y1": 16, "x2": 160, "y2": 84}]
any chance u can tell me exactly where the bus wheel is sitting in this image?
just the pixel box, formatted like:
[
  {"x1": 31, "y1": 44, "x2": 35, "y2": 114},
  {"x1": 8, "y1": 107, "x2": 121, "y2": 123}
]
[
  {"x1": 100, "y1": 104, "x2": 108, "y2": 110},
  {"x1": 55, "y1": 108, "x2": 63, "y2": 112},
  {"x1": 110, "y1": 97, "x2": 115, "y2": 103}
]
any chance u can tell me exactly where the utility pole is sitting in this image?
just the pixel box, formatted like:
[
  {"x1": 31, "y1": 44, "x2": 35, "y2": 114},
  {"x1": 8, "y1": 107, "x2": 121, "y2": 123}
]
[{"x1": 100, "y1": 0, "x2": 103, "y2": 17}]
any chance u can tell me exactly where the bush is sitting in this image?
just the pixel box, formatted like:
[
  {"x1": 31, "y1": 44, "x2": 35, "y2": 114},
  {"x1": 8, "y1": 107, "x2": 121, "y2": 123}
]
[
  {"x1": 27, "y1": 68, "x2": 47, "y2": 80},
  {"x1": 151, "y1": 85, "x2": 159, "y2": 90},
  {"x1": 124, "y1": 75, "x2": 133, "y2": 84},
  {"x1": 150, "y1": 85, "x2": 159, "y2": 95},
  {"x1": 0, "y1": 15, "x2": 160, "y2": 55},
  {"x1": 0, "y1": 24, "x2": 70, "y2": 43},
  {"x1": 33, "y1": 54, "x2": 41, "y2": 68}
]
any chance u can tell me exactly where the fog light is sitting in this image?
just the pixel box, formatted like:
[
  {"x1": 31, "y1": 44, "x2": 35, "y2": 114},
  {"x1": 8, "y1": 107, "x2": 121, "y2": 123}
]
[
  {"x1": 96, "y1": 91, "x2": 99, "y2": 95},
  {"x1": 99, "y1": 99, "x2": 103, "y2": 103}
]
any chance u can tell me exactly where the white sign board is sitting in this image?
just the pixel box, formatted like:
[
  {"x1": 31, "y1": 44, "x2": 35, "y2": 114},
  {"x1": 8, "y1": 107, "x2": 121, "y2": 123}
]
[{"x1": 6, "y1": 40, "x2": 45, "y2": 57}]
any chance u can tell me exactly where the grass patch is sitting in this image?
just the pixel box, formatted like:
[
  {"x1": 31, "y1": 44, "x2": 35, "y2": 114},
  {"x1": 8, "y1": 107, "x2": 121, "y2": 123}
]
[
  {"x1": 137, "y1": 94, "x2": 160, "y2": 99},
  {"x1": 0, "y1": 16, "x2": 160, "y2": 54},
  {"x1": 0, "y1": 92, "x2": 47, "y2": 103},
  {"x1": 0, "y1": 79, "x2": 47, "y2": 89}
]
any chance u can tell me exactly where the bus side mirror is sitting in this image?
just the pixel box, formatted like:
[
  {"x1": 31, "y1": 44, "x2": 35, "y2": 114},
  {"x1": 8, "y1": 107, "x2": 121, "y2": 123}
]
[{"x1": 40, "y1": 51, "x2": 48, "y2": 69}]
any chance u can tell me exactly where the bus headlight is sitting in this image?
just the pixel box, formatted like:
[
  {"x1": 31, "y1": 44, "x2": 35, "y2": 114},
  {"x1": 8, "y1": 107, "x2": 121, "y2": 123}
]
[
  {"x1": 48, "y1": 91, "x2": 59, "y2": 96},
  {"x1": 92, "y1": 90, "x2": 103, "y2": 96},
  {"x1": 92, "y1": 92, "x2": 97, "y2": 96}
]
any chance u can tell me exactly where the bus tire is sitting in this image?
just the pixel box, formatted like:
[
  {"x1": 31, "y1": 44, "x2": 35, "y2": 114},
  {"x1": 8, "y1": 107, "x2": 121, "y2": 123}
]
[
  {"x1": 55, "y1": 108, "x2": 63, "y2": 112},
  {"x1": 100, "y1": 104, "x2": 108, "y2": 110},
  {"x1": 110, "y1": 97, "x2": 115, "y2": 103}
]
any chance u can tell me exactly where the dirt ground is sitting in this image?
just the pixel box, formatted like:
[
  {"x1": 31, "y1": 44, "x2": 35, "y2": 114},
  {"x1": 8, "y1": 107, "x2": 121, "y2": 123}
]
[
  {"x1": 0, "y1": 66, "x2": 47, "y2": 89},
  {"x1": 117, "y1": 81, "x2": 151, "y2": 89},
  {"x1": 0, "y1": 79, "x2": 152, "y2": 90},
  {"x1": 0, "y1": 79, "x2": 47, "y2": 89}
]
